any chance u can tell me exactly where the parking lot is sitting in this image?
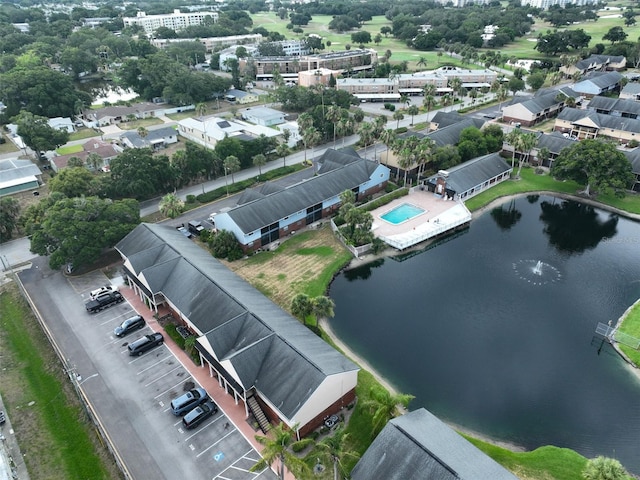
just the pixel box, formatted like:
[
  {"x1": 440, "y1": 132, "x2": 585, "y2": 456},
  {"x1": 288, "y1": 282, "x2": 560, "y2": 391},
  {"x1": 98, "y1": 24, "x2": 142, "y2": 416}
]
[{"x1": 19, "y1": 259, "x2": 276, "y2": 480}]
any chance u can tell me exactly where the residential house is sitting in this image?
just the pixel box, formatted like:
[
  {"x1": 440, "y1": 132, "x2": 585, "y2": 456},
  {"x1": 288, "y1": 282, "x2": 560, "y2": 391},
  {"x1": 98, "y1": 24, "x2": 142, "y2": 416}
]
[
  {"x1": 120, "y1": 126, "x2": 178, "y2": 150},
  {"x1": 561, "y1": 54, "x2": 626, "y2": 78},
  {"x1": 82, "y1": 103, "x2": 193, "y2": 128},
  {"x1": 571, "y1": 71, "x2": 623, "y2": 98},
  {"x1": 424, "y1": 152, "x2": 512, "y2": 201},
  {"x1": 116, "y1": 223, "x2": 359, "y2": 438},
  {"x1": 177, "y1": 116, "x2": 281, "y2": 150},
  {"x1": 0, "y1": 158, "x2": 42, "y2": 196},
  {"x1": 225, "y1": 89, "x2": 259, "y2": 105},
  {"x1": 501, "y1": 87, "x2": 580, "y2": 127},
  {"x1": 51, "y1": 139, "x2": 121, "y2": 172},
  {"x1": 48, "y1": 117, "x2": 75, "y2": 133},
  {"x1": 526, "y1": 131, "x2": 576, "y2": 168},
  {"x1": 587, "y1": 96, "x2": 640, "y2": 118},
  {"x1": 240, "y1": 107, "x2": 286, "y2": 127},
  {"x1": 429, "y1": 111, "x2": 465, "y2": 131},
  {"x1": 351, "y1": 408, "x2": 519, "y2": 480},
  {"x1": 619, "y1": 82, "x2": 640, "y2": 101},
  {"x1": 214, "y1": 149, "x2": 390, "y2": 252},
  {"x1": 623, "y1": 149, "x2": 640, "y2": 192},
  {"x1": 555, "y1": 107, "x2": 640, "y2": 144}
]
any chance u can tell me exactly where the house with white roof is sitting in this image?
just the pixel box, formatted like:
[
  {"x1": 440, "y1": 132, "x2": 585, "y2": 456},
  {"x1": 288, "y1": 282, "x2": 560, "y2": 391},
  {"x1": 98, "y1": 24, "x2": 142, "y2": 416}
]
[
  {"x1": 177, "y1": 116, "x2": 281, "y2": 149},
  {"x1": 240, "y1": 107, "x2": 286, "y2": 127},
  {"x1": 0, "y1": 158, "x2": 42, "y2": 197},
  {"x1": 48, "y1": 117, "x2": 75, "y2": 133},
  {"x1": 120, "y1": 126, "x2": 178, "y2": 150}
]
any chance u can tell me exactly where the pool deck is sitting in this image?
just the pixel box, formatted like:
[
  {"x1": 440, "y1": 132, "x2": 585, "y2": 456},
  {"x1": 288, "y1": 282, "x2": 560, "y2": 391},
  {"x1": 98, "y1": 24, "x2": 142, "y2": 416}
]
[{"x1": 371, "y1": 188, "x2": 472, "y2": 250}]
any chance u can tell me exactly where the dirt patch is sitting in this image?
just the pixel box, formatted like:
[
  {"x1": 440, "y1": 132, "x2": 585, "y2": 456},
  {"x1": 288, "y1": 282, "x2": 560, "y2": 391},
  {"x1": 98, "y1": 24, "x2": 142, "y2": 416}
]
[{"x1": 224, "y1": 225, "x2": 348, "y2": 309}]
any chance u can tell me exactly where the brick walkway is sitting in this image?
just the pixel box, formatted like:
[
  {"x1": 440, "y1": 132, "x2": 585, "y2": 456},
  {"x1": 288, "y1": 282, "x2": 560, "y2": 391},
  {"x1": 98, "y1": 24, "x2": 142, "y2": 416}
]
[{"x1": 120, "y1": 286, "x2": 296, "y2": 480}]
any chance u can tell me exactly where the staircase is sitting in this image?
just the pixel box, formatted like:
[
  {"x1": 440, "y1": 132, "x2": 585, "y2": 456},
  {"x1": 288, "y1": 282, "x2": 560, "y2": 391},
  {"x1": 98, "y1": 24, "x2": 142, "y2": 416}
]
[{"x1": 247, "y1": 395, "x2": 271, "y2": 434}]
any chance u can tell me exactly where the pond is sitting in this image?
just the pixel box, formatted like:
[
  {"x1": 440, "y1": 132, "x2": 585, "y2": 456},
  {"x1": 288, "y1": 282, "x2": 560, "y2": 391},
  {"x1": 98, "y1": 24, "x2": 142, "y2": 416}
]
[
  {"x1": 75, "y1": 79, "x2": 138, "y2": 106},
  {"x1": 328, "y1": 194, "x2": 640, "y2": 474}
]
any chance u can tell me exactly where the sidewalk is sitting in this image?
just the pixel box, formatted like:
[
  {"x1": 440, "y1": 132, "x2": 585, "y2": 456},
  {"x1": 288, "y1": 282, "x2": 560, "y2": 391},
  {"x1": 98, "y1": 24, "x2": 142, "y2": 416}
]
[{"x1": 119, "y1": 286, "x2": 295, "y2": 480}]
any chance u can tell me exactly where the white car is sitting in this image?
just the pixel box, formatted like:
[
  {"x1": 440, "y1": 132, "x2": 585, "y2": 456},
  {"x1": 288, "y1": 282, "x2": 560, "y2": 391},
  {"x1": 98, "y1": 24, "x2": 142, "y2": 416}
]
[
  {"x1": 208, "y1": 212, "x2": 217, "y2": 224},
  {"x1": 90, "y1": 285, "x2": 113, "y2": 300}
]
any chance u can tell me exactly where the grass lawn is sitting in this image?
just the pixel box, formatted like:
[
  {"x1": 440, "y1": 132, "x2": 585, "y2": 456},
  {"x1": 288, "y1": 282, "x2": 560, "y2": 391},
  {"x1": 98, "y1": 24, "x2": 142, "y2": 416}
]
[
  {"x1": 464, "y1": 167, "x2": 640, "y2": 214},
  {"x1": 0, "y1": 134, "x2": 19, "y2": 154},
  {"x1": 118, "y1": 117, "x2": 164, "y2": 130},
  {"x1": 0, "y1": 285, "x2": 119, "y2": 480},
  {"x1": 56, "y1": 144, "x2": 83, "y2": 155},
  {"x1": 68, "y1": 128, "x2": 101, "y2": 142},
  {"x1": 616, "y1": 301, "x2": 640, "y2": 366}
]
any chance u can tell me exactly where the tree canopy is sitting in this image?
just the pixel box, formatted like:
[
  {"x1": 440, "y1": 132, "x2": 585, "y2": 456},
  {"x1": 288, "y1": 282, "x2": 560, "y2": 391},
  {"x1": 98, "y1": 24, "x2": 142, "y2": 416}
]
[
  {"x1": 551, "y1": 139, "x2": 634, "y2": 197},
  {"x1": 23, "y1": 195, "x2": 139, "y2": 270},
  {"x1": 109, "y1": 148, "x2": 177, "y2": 200},
  {"x1": 13, "y1": 110, "x2": 70, "y2": 153}
]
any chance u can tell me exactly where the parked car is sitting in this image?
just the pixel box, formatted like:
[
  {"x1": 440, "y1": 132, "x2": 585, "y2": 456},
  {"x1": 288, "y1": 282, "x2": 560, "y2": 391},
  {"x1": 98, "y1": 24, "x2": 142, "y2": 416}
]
[
  {"x1": 171, "y1": 387, "x2": 208, "y2": 416},
  {"x1": 114, "y1": 315, "x2": 145, "y2": 337},
  {"x1": 90, "y1": 285, "x2": 113, "y2": 300},
  {"x1": 127, "y1": 333, "x2": 164, "y2": 356},
  {"x1": 182, "y1": 401, "x2": 218, "y2": 429},
  {"x1": 188, "y1": 220, "x2": 205, "y2": 236},
  {"x1": 176, "y1": 225, "x2": 193, "y2": 238}
]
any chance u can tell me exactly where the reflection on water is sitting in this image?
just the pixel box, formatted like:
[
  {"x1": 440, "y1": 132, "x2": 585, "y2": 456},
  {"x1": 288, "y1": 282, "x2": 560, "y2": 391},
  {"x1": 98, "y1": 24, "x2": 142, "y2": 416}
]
[
  {"x1": 328, "y1": 195, "x2": 640, "y2": 474},
  {"x1": 76, "y1": 79, "x2": 138, "y2": 105}
]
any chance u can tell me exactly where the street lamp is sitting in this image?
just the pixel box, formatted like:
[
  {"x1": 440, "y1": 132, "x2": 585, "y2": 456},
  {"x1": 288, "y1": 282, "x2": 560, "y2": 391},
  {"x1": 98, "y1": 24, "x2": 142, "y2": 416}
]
[{"x1": 224, "y1": 166, "x2": 229, "y2": 197}]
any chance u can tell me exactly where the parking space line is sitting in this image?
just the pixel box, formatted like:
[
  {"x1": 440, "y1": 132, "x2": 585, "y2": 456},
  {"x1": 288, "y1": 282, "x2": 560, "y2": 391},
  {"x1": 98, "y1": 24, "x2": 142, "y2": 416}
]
[
  {"x1": 127, "y1": 349, "x2": 169, "y2": 365},
  {"x1": 154, "y1": 377, "x2": 191, "y2": 400},
  {"x1": 99, "y1": 310, "x2": 133, "y2": 327},
  {"x1": 196, "y1": 428, "x2": 235, "y2": 458},
  {"x1": 144, "y1": 365, "x2": 182, "y2": 387},
  {"x1": 133, "y1": 352, "x2": 171, "y2": 371},
  {"x1": 186, "y1": 416, "x2": 222, "y2": 443}
]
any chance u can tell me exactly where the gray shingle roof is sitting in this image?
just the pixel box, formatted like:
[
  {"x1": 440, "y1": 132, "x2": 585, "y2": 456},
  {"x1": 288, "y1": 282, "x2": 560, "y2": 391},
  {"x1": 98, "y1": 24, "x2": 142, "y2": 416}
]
[
  {"x1": 536, "y1": 132, "x2": 576, "y2": 155},
  {"x1": 623, "y1": 148, "x2": 640, "y2": 174},
  {"x1": 426, "y1": 118, "x2": 485, "y2": 147},
  {"x1": 225, "y1": 149, "x2": 379, "y2": 233},
  {"x1": 430, "y1": 111, "x2": 464, "y2": 129},
  {"x1": 120, "y1": 126, "x2": 177, "y2": 148},
  {"x1": 575, "y1": 71, "x2": 623, "y2": 89},
  {"x1": 426, "y1": 152, "x2": 511, "y2": 193},
  {"x1": 351, "y1": 408, "x2": 519, "y2": 480},
  {"x1": 621, "y1": 83, "x2": 640, "y2": 95},
  {"x1": 587, "y1": 96, "x2": 640, "y2": 116},
  {"x1": 116, "y1": 224, "x2": 359, "y2": 419},
  {"x1": 558, "y1": 107, "x2": 640, "y2": 134},
  {"x1": 575, "y1": 54, "x2": 625, "y2": 71}
]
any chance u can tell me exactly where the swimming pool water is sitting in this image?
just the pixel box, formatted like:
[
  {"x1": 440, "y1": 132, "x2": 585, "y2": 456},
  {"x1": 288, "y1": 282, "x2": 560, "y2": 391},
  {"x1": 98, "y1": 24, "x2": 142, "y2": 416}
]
[{"x1": 381, "y1": 203, "x2": 425, "y2": 224}]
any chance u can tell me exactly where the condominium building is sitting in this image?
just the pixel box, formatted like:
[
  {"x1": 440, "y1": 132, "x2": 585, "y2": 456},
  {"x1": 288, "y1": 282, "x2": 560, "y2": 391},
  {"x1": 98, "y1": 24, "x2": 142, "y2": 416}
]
[
  {"x1": 151, "y1": 34, "x2": 262, "y2": 53},
  {"x1": 123, "y1": 9, "x2": 218, "y2": 35},
  {"x1": 520, "y1": 0, "x2": 597, "y2": 8}
]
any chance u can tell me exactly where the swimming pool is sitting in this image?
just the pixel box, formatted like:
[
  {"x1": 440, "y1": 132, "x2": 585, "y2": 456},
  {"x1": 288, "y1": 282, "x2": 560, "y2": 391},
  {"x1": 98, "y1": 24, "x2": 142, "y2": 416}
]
[{"x1": 381, "y1": 203, "x2": 426, "y2": 224}]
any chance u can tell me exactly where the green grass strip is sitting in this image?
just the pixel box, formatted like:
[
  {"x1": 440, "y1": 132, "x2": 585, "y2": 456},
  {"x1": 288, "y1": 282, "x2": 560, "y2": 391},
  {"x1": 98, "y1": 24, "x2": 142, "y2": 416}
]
[{"x1": 0, "y1": 290, "x2": 111, "y2": 480}]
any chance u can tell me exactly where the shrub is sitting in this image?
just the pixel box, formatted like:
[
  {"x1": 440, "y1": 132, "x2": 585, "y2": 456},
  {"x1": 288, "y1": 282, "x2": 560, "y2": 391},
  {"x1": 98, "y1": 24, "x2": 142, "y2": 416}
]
[
  {"x1": 210, "y1": 230, "x2": 244, "y2": 261},
  {"x1": 383, "y1": 103, "x2": 395, "y2": 111},
  {"x1": 628, "y1": 139, "x2": 639, "y2": 148},
  {"x1": 361, "y1": 188, "x2": 409, "y2": 212},
  {"x1": 395, "y1": 126, "x2": 408, "y2": 134},
  {"x1": 185, "y1": 194, "x2": 197, "y2": 204},
  {"x1": 164, "y1": 324, "x2": 186, "y2": 349}
]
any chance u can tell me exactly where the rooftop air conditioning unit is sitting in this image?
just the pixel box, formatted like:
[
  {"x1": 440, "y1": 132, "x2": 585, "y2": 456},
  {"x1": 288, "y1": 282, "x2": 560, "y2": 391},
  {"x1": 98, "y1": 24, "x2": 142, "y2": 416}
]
[{"x1": 438, "y1": 170, "x2": 449, "y2": 178}]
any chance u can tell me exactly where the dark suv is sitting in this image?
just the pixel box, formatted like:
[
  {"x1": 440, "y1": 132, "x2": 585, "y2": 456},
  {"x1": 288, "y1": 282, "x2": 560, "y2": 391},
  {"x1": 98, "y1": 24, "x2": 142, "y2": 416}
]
[
  {"x1": 171, "y1": 387, "x2": 208, "y2": 416},
  {"x1": 188, "y1": 220, "x2": 205, "y2": 236},
  {"x1": 182, "y1": 401, "x2": 218, "y2": 429},
  {"x1": 127, "y1": 333, "x2": 164, "y2": 356},
  {"x1": 114, "y1": 315, "x2": 145, "y2": 337}
]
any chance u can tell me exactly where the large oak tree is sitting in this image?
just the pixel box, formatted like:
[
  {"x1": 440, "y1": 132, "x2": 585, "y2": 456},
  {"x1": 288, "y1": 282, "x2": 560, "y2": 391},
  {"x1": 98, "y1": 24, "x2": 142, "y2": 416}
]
[{"x1": 551, "y1": 139, "x2": 634, "y2": 198}]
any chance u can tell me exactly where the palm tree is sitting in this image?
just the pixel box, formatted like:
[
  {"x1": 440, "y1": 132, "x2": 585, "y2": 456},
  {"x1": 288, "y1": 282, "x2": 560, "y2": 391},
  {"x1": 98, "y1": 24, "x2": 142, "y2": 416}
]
[
  {"x1": 504, "y1": 130, "x2": 523, "y2": 171},
  {"x1": 291, "y1": 293, "x2": 314, "y2": 323},
  {"x1": 380, "y1": 129, "x2": 397, "y2": 166},
  {"x1": 159, "y1": 192, "x2": 184, "y2": 219},
  {"x1": 416, "y1": 56, "x2": 427, "y2": 69},
  {"x1": 311, "y1": 296, "x2": 335, "y2": 322},
  {"x1": 137, "y1": 126, "x2": 148, "y2": 139},
  {"x1": 441, "y1": 94, "x2": 452, "y2": 112},
  {"x1": 326, "y1": 105, "x2": 343, "y2": 148},
  {"x1": 422, "y1": 95, "x2": 436, "y2": 131},
  {"x1": 195, "y1": 102, "x2": 207, "y2": 120},
  {"x1": 86, "y1": 152, "x2": 103, "y2": 171},
  {"x1": 416, "y1": 137, "x2": 435, "y2": 183},
  {"x1": 223, "y1": 155, "x2": 240, "y2": 183},
  {"x1": 537, "y1": 146, "x2": 551, "y2": 167},
  {"x1": 358, "y1": 122, "x2": 374, "y2": 160},
  {"x1": 583, "y1": 456, "x2": 629, "y2": 480},
  {"x1": 252, "y1": 153, "x2": 266, "y2": 179},
  {"x1": 393, "y1": 110, "x2": 405, "y2": 129},
  {"x1": 497, "y1": 87, "x2": 509, "y2": 117},
  {"x1": 449, "y1": 76, "x2": 462, "y2": 103},
  {"x1": 362, "y1": 386, "x2": 414, "y2": 436},
  {"x1": 407, "y1": 105, "x2": 419, "y2": 126},
  {"x1": 423, "y1": 83, "x2": 437, "y2": 98},
  {"x1": 250, "y1": 423, "x2": 311, "y2": 480},
  {"x1": 315, "y1": 428, "x2": 360, "y2": 480},
  {"x1": 399, "y1": 94, "x2": 410, "y2": 107},
  {"x1": 371, "y1": 116, "x2": 386, "y2": 162},
  {"x1": 276, "y1": 143, "x2": 290, "y2": 167},
  {"x1": 516, "y1": 132, "x2": 538, "y2": 177},
  {"x1": 297, "y1": 112, "x2": 314, "y2": 133}
]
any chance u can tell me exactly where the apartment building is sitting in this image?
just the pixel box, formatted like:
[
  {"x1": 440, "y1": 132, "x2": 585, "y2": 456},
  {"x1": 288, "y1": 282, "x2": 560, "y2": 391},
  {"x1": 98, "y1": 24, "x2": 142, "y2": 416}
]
[
  {"x1": 123, "y1": 9, "x2": 218, "y2": 35},
  {"x1": 151, "y1": 34, "x2": 262, "y2": 53}
]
